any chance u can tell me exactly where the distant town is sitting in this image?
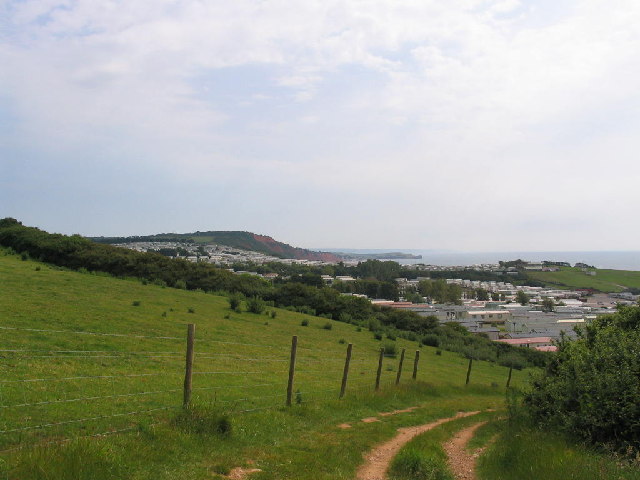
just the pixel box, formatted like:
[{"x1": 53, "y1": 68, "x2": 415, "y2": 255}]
[{"x1": 115, "y1": 240, "x2": 639, "y2": 351}]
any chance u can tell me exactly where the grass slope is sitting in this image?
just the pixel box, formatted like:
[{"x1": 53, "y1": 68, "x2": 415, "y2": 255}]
[
  {"x1": 526, "y1": 267, "x2": 640, "y2": 293},
  {"x1": 478, "y1": 419, "x2": 640, "y2": 480},
  {"x1": 0, "y1": 250, "x2": 529, "y2": 479}
]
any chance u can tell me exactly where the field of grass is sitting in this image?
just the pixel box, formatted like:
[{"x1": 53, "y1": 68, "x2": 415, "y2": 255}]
[
  {"x1": 525, "y1": 267, "x2": 640, "y2": 293},
  {"x1": 478, "y1": 418, "x2": 640, "y2": 480},
  {"x1": 0, "y1": 249, "x2": 531, "y2": 479}
]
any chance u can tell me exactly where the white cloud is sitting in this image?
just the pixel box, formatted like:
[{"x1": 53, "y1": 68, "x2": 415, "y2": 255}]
[{"x1": 2, "y1": 0, "x2": 640, "y2": 249}]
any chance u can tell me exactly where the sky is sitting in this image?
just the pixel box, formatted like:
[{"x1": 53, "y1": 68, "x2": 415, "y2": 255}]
[{"x1": 1, "y1": 0, "x2": 639, "y2": 252}]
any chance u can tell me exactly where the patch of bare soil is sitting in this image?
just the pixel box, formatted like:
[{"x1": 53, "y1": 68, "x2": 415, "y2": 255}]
[
  {"x1": 443, "y1": 421, "x2": 487, "y2": 480},
  {"x1": 339, "y1": 423, "x2": 352, "y2": 429},
  {"x1": 379, "y1": 406, "x2": 419, "y2": 417},
  {"x1": 355, "y1": 411, "x2": 480, "y2": 480},
  {"x1": 361, "y1": 417, "x2": 381, "y2": 423},
  {"x1": 226, "y1": 467, "x2": 262, "y2": 479}
]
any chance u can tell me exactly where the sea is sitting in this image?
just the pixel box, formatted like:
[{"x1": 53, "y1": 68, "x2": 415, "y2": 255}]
[{"x1": 322, "y1": 250, "x2": 640, "y2": 271}]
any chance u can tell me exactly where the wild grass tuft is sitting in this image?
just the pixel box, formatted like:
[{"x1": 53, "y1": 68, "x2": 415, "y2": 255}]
[
  {"x1": 389, "y1": 448, "x2": 453, "y2": 480},
  {"x1": 172, "y1": 404, "x2": 232, "y2": 436}
]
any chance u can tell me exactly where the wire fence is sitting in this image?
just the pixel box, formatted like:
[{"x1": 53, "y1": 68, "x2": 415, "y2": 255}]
[{"x1": 0, "y1": 323, "x2": 422, "y2": 453}]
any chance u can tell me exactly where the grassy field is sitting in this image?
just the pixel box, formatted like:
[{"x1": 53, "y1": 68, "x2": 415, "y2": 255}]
[
  {"x1": 525, "y1": 267, "x2": 640, "y2": 293},
  {"x1": 0, "y1": 249, "x2": 531, "y2": 479},
  {"x1": 477, "y1": 418, "x2": 640, "y2": 480}
]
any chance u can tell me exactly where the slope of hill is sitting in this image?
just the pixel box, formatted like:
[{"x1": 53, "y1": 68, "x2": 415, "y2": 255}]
[
  {"x1": 91, "y1": 230, "x2": 342, "y2": 262},
  {"x1": 524, "y1": 266, "x2": 640, "y2": 293},
  {"x1": 0, "y1": 248, "x2": 524, "y2": 479}
]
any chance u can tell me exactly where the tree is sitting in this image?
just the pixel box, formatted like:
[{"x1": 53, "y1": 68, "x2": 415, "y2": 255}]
[
  {"x1": 476, "y1": 288, "x2": 489, "y2": 301},
  {"x1": 541, "y1": 297, "x2": 555, "y2": 312},
  {"x1": 516, "y1": 290, "x2": 529, "y2": 305}
]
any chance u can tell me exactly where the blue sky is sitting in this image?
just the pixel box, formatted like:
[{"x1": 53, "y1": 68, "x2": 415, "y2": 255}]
[{"x1": 1, "y1": 0, "x2": 639, "y2": 251}]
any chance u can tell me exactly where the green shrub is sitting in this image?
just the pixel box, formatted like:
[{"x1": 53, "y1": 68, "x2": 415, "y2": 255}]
[
  {"x1": 187, "y1": 307, "x2": 195, "y2": 314},
  {"x1": 270, "y1": 310, "x2": 277, "y2": 319},
  {"x1": 322, "y1": 322, "x2": 333, "y2": 330},
  {"x1": 301, "y1": 319, "x2": 309, "y2": 327},
  {"x1": 228, "y1": 293, "x2": 243, "y2": 312},
  {"x1": 526, "y1": 305, "x2": 640, "y2": 453},
  {"x1": 246, "y1": 296, "x2": 266, "y2": 314},
  {"x1": 382, "y1": 341, "x2": 398, "y2": 357},
  {"x1": 175, "y1": 279, "x2": 187, "y2": 289},
  {"x1": 338, "y1": 338, "x2": 346, "y2": 344},
  {"x1": 422, "y1": 334, "x2": 440, "y2": 348},
  {"x1": 374, "y1": 332, "x2": 383, "y2": 341},
  {"x1": 132, "y1": 300, "x2": 141, "y2": 307}
]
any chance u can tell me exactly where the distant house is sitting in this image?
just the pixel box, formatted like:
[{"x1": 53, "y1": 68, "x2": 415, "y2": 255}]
[
  {"x1": 335, "y1": 275, "x2": 356, "y2": 282},
  {"x1": 461, "y1": 310, "x2": 512, "y2": 324},
  {"x1": 496, "y1": 336, "x2": 553, "y2": 348}
]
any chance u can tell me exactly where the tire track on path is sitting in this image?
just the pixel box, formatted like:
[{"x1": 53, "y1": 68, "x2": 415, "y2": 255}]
[{"x1": 355, "y1": 411, "x2": 480, "y2": 480}]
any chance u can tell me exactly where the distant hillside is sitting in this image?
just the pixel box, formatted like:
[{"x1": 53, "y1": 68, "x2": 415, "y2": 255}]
[{"x1": 91, "y1": 230, "x2": 341, "y2": 262}]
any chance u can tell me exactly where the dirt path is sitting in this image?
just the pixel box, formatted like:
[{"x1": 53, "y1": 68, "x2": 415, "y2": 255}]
[
  {"x1": 443, "y1": 421, "x2": 487, "y2": 480},
  {"x1": 355, "y1": 411, "x2": 480, "y2": 480}
]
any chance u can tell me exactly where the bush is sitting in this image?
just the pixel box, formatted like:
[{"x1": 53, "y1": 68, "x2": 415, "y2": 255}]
[
  {"x1": 187, "y1": 307, "x2": 195, "y2": 314},
  {"x1": 301, "y1": 319, "x2": 309, "y2": 327},
  {"x1": 246, "y1": 296, "x2": 266, "y2": 314},
  {"x1": 386, "y1": 333, "x2": 396, "y2": 341},
  {"x1": 132, "y1": 300, "x2": 141, "y2": 307},
  {"x1": 422, "y1": 334, "x2": 440, "y2": 348},
  {"x1": 373, "y1": 332, "x2": 383, "y2": 341},
  {"x1": 322, "y1": 322, "x2": 333, "y2": 330},
  {"x1": 435, "y1": 350, "x2": 442, "y2": 356},
  {"x1": 228, "y1": 293, "x2": 243, "y2": 312},
  {"x1": 338, "y1": 338, "x2": 346, "y2": 344},
  {"x1": 270, "y1": 310, "x2": 277, "y2": 319},
  {"x1": 525, "y1": 305, "x2": 640, "y2": 454},
  {"x1": 382, "y1": 340, "x2": 398, "y2": 356},
  {"x1": 175, "y1": 279, "x2": 187, "y2": 290}
]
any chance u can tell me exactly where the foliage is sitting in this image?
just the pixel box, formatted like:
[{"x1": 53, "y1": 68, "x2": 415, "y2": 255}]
[
  {"x1": 246, "y1": 296, "x2": 266, "y2": 314},
  {"x1": 382, "y1": 340, "x2": 398, "y2": 357},
  {"x1": 541, "y1": 297, "x2": 555, "y2": 312},
  {"x1": 475, "y1": 288, "x2": 489, "y2": 301},
  {"x1": 516, "y1": 290, "x2": 529, "y2": 305},
  {"x1": 418, "y1": 279, "x2": 462, "y2": 305},
  {"x1": 228, "y1": 292, "x2": 243, "y2": 312},
  {"x1": 525, "y1": 305, "x2": 640, "y2": 453}
]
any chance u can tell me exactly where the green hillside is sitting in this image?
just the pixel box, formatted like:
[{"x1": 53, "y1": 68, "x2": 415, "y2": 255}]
[
  {"x1": 91, "y1": 230, "x2": 340, "y2": 262},
  {"x1": 0, "y1": 249, "x2": 526, "y2": 479},
  {"x1": 525, "y1": 266, "x2": 640, "y2": 292}
]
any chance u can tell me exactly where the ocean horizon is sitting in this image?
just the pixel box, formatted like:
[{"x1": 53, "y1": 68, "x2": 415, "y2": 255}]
[{"x1": 321, "y1": 249, "x2": 640, "y2": 271}]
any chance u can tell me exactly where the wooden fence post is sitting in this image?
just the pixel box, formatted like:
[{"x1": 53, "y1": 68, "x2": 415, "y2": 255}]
[
  {"x1": 412, "y1": 350, "x2": 420, "y2": 380},
  {"x1": 395, "y1": 348, "x2": 406, "y2": 385},
  {"x1": 286, "y1": 335, "x2": 298, "y2": 406},
  {"x1": 339, "y1": 343, "x2": 353, "y2": 399},
  {"x1": 183, "y1": 323, "x2": 195, "y2": 408},
  {"x1": 506, "y1": 365, "x2": 513, "y2": 388},
  {"x1": 465, "y1": 357, "x2": 473, "y2": 386},
  {"x1": 375, "y1": 347, "x2": 384, "y2": 391}
]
